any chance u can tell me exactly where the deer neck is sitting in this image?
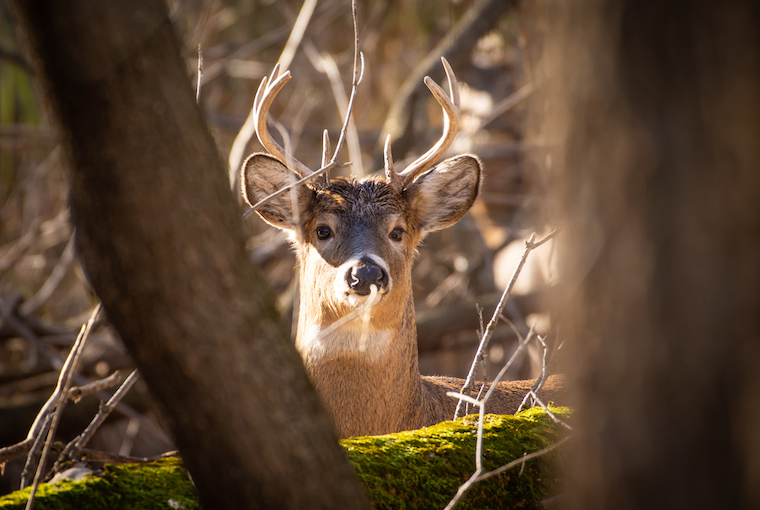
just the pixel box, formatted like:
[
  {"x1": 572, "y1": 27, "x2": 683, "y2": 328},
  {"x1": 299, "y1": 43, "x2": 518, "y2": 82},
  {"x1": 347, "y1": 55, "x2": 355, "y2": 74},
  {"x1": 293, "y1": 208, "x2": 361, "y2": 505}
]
[{"x1": 295, "y1": 272, "x2": 426, "y2": 437}]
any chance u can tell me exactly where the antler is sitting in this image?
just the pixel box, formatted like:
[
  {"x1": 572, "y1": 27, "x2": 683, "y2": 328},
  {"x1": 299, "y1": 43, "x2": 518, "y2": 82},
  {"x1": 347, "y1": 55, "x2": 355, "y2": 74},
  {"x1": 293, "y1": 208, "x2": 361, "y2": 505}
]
[
  {"x1": 253, "y1": 64, "x2": 314, "y2": 178},
  {"x1": 385, "y1": 57, "x2": 460, "y2": 191}
]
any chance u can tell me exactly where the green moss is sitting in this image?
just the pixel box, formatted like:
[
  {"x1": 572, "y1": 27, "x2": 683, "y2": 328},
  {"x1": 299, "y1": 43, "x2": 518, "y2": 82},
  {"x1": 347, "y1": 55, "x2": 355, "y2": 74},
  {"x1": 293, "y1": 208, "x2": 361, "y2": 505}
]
[
  {"x1": 0, "y1": 408, "x2": 570, "y2": 509},
  {"x1": 0, "y1": 458, "x2": 198, "y2": 510},
  {"x1": 343, "y1": 407, "x2": 571, "y2": 509}
]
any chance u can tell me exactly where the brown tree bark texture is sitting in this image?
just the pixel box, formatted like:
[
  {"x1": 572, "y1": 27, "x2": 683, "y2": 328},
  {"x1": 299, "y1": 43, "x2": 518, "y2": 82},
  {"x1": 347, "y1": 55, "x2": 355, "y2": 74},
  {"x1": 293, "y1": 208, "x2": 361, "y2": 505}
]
[
  {"x1": 542, "y1": 0, "x2": 760, "y2": 508},
  {"x1": 9, "y1": 1, "x2": 370, "y2": 509}
]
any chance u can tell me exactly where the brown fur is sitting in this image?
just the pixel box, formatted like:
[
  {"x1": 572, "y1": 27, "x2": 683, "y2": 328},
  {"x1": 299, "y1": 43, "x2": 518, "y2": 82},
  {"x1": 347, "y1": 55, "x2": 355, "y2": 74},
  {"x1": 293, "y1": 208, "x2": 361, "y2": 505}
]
[{"x1": 243, "y1": 154, "x2": 565, "y2": 438}]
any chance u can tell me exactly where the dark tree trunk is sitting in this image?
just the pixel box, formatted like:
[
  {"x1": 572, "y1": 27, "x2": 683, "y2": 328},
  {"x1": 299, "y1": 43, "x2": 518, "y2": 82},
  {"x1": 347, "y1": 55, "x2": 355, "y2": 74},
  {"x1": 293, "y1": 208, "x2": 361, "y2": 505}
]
[
  {"x1": 541, "y1": 0, "x2": 760, "y2": 508},
  {"x1": 9, "y1": 1, "x2": 370, "y2": 508}
]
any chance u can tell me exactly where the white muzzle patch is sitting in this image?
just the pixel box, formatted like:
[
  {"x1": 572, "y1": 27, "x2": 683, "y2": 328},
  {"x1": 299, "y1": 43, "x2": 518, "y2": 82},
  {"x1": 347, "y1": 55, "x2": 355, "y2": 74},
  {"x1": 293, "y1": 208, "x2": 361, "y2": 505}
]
[{"x1": 333, "y1": 253, "x2": 392, "y2": 307}]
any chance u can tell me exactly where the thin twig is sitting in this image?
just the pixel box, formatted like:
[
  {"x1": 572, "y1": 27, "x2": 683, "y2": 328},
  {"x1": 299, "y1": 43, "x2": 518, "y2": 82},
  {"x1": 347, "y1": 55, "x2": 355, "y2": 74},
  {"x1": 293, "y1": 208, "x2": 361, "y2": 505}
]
[
  {"x1": 455, "y1": 229, "x2": 559, "y2": 418},
  {"x1": 479, "y1": 82, "x2": 536, "y2": 129},
  {"x1": 53, "y1": 370, "x2": 140, "y2": 474},
  {"x1": 2, "y1": 304, "x2": 170, "y2": 452},
  {"x1": 456, "y1": 321, "x2": 536, "y2": 419},
  {"x1": 227, "y1": 0, "x2": 319, "y2": 188},
  {"x1": 77, "y1": 448, "x2": 179, "y2": 465},
  {"x1": 243, "y1": 0, "x2": 364, "y2": 218},
  {"x1": 19, "y1": 414, "x2": 52, "y2": 489},
  {"x1": 0, "y1": 438, "x2": 35, "y2": 466},
  {"x1": 517, "y1": 335, "x2": 549, "y2": 413},
  {"x1": 442, "y1": 392, "x2": 485, "y2": 510},
  {"x1": 25, "y1": 305, "x2": 100, "y2": 441},
  {"x1": 66, "y1": 371, "x2": 122, "y2": 403},
  {"x1": 520, "y1": 391, "x2": 573, "y2": 431},
  {"x1": 303, "y1": 43, "x2": 364, "y2": 177},
  {"x1": 443, "y1": 325, "x2": 538, "y2": 509},
  {"x1": 242, "y1": 160, "x2": 342, "y2": 218},
  {"x1": 473, "y1": 436, "x2": 571, "y2": 483},
  {"x1": 441, "y1": 402, "x2": 570, "y2": 509},
  {"x1": 24, "y1": 304, "x2": 100, "y2": 509},
  {"x1": 331, "y1": 0, "x2": 363, "y2": 176},
  {"x1": 2, "y1": 296, "x2": 169, "y2": 450},
  {"x1": 317, "y1": 285, "x2": 378, "y2": 341},
  {"x1": 476, "y1": 304, "x2": 485, "y2": 337}
]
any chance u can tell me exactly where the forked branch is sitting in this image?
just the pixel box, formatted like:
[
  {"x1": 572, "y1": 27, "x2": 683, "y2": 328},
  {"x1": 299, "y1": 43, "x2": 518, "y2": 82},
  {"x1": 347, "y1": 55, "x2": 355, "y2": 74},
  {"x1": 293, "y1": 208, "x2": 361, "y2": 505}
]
[{"x1": 454, "y1": 229, "x2": 560, "y2": 419}]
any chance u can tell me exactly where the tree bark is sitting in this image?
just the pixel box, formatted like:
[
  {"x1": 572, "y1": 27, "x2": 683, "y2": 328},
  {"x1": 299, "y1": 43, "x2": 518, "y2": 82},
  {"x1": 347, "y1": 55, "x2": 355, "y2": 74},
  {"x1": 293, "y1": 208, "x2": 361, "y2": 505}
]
[
  {"x1": 541, "y1": 0, "x2": 760, "y2": 508},
  {"x1": 9, "y1": 1, "x2": 370, "y2": 508}
]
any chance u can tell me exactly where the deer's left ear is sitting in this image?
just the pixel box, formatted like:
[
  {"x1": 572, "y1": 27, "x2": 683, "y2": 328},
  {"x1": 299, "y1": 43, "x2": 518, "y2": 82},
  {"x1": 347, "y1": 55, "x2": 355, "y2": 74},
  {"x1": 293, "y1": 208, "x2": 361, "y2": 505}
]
[
  {"x1": 241, "y1": 153, "x2": 315, "y2": 231},
  {"x1": 404, "y1": 154, "x2": 482, "y2": 235}
]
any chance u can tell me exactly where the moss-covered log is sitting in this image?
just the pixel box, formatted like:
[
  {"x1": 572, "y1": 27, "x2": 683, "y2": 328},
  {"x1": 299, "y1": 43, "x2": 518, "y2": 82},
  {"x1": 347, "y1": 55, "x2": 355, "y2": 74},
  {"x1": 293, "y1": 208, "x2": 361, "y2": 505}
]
[{"x1": 0, "y1": 408, "x2": 570, "y2": 510}]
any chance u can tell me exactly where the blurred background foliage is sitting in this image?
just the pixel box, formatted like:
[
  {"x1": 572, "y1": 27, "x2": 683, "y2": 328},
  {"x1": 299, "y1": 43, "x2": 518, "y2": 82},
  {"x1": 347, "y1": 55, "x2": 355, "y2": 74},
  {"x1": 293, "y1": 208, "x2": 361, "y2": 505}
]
[{"x1": 0, "y1": 0, "x2": 556, "y2": 495}]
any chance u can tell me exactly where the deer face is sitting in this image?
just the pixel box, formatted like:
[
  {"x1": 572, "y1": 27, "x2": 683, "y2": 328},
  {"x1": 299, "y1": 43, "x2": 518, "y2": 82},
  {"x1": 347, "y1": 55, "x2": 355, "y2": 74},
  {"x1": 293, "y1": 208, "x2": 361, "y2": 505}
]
[
  {"x1": 241, "y1": 58, "x2": 480, "y2": 364},
  {"x1": 242, "y1": 153, "x2": 482, "y2": 330}
]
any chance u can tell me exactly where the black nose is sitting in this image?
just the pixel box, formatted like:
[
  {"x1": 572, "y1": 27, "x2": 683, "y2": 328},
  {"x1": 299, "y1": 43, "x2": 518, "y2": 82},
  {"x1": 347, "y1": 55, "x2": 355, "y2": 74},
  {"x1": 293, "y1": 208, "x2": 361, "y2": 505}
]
[{"x1": 348, "y1": 262, "x2": 388, "y2": 295}]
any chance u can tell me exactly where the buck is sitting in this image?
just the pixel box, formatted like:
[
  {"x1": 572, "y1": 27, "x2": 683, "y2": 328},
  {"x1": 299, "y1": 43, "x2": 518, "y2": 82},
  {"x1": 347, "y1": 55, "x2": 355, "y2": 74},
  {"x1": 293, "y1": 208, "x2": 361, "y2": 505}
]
[{"x1": 241, "y1": 58, "x2": 563, "y2": 438}]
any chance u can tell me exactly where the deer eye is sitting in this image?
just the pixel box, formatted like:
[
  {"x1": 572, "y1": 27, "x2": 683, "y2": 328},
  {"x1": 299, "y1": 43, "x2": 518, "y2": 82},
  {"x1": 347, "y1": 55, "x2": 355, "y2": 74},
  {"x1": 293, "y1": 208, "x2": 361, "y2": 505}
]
[
  {"x1": 389, "y1": 227, "x2": 404, "y2": 242},
  {"x1": 315, "y1": 226, "x2": 332, "y2": 240}
]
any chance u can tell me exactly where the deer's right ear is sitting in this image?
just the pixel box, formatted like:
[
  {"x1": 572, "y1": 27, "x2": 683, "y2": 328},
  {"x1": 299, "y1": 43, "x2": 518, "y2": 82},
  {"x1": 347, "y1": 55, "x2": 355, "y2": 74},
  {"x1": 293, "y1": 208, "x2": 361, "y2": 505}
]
[
  {"x1": 241, "y1": 153, "x2": 315, "y2": 231},
  {"x1": 404, "y1": 154, "x2": 482, "y2": 235}
]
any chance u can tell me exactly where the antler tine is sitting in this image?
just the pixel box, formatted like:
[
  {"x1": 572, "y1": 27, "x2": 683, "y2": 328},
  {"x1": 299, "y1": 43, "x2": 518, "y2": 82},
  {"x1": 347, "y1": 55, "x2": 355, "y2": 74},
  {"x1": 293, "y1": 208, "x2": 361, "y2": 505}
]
[
  {"x1": 384, "y1": 134, "x2": 404, "y2": 189},
  {"x1": 317, "y1": 129, "x2": 331, "y2": 187},
  {"x1": 254, "y1": 65, "x2": 314, "y2": 178},
  {"x1": 321, "y1": 129, "x2": 331, "y2": 168},
  {"x1": 252, "y1": 63, "x2": 281, "y2": 126},
  {"x1": 386, "y1": 57, "x2": 460, "y2": 190}
]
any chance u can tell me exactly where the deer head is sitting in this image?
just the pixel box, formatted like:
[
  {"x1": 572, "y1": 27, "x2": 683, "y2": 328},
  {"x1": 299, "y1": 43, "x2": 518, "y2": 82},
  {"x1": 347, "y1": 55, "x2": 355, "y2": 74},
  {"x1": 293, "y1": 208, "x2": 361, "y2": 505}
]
[
  {"x1": 241, "y1": 60, "x2": 483, "y2": 436},
  {"x1": 242, "y1": 58, "x2": 481, "y2": 357}
]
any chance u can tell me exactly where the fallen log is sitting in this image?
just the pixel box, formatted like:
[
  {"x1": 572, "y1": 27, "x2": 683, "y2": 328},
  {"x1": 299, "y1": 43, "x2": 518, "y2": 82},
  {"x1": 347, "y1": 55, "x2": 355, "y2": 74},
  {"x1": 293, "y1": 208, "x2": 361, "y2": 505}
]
[{"x1": 0, "y1": 407, "x2": 570, "y2": 510}]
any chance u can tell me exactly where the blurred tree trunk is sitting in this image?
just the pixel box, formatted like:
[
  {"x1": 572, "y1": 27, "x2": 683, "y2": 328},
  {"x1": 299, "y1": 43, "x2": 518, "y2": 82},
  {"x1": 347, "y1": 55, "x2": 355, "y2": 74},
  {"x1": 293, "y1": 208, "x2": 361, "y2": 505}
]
[
  {"x1": 9, "y1": 1, "x2": 370, "y2": 509},
  {"x1": 542, "y1": 0, "x2": 760, "y2": 508}
]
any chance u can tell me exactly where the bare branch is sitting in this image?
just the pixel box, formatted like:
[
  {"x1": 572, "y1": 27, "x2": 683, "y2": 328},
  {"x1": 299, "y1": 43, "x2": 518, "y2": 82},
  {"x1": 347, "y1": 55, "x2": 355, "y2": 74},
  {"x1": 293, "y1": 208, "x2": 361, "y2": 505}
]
[
  {"x1": 25, "y1": 304, "x2": 100, "y2": 441},
  {"x1": 517, "y1": 336, "x2": 549, "y2": 413},
  {"x1": 53, "y1": 370, "x2": 140, "y2": 474},
  {"x1": 23, "y1": 304, "x2": 99, "y2": 509},
  {"x1": 20, "y1": 414, "x2": 52, "y2": 490},
  {"x1": 241, "y1": 160, "x2": 342, "y2": 218},
  {"x1": 77, "y1": 448, "x2": 179, "y2": 465},
  {"x1": 0, "y1": 438, "x2": 35, "y2": 466},
  {"x1": 65, "y1": 371, "x2": 122, "y2": 403},
  {"x1": 474, "y1": 436, "x2": 571, "y2": 483},
  {"x1": 317, "y1": 285, "x2": 378, "y2": 342},
  {"x1": 520, "y1": 391, "x2": 573, "y2": 431},
  {"x1": 455, "y1": 229, "x2": 559, "y2": 418},
  {"x1": 479, "y1": 81, "x2": 536, "y2": 129},
  {"x1": 303, "y1": 43, "x2": 364, "y2": 177}
]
